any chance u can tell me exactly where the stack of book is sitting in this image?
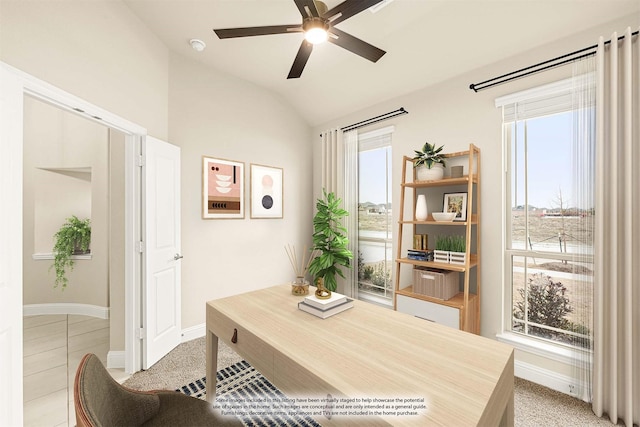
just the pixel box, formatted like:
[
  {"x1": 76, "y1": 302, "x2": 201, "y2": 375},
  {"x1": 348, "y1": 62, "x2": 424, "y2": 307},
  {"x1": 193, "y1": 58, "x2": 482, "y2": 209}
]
[
  {"x1": 298, "y1": 291, "x2": 354, "y2": 319},
  {"x1": 407, "y1": 249, "x2": 434, "y2": 261}
]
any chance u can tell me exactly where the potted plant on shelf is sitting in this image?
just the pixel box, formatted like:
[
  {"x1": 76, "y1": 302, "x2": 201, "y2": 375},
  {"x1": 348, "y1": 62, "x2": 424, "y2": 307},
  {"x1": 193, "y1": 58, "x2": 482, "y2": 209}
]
[
  {"x1": 412, "y1": 142, "x2": 446, "y2": 181},
  {"x1": 434, "y1": 235, "x2": 467, "y2": 265},
  {"x1": 434, "y1": 235, "x2": 451, "y2": 263},
  {"x1": 50, "y1": 215, "x2": 91, "y2": 290},
  {"x1": 449, "y1": 235, "x2": 467, "y2": 265},
  {"x1": 307, "y1": 190, "x2": 353, "y2": 297}
]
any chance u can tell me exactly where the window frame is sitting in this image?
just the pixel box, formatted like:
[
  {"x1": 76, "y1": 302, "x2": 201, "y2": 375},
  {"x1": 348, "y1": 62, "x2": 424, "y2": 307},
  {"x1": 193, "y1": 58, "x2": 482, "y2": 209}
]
[
  {"x1": 497, "y1": 77, "x2": 594, "y2": 351},
  {"x1": 356, "y1": 126, "x2": 394, "y2": 306}
]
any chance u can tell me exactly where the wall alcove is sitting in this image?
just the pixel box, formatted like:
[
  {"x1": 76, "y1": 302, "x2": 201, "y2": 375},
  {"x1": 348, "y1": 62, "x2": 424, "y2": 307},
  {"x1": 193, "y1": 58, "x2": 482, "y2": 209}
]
[{"x1": 32, "y1": 167, "x2": 92, "y2": 260}]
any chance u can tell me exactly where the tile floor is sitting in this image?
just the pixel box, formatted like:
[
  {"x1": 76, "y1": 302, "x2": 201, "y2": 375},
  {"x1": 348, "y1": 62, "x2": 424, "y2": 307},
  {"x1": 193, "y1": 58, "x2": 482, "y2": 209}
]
[{"x1": 23, "y1": 315, "x2": 128, "y2": 427}]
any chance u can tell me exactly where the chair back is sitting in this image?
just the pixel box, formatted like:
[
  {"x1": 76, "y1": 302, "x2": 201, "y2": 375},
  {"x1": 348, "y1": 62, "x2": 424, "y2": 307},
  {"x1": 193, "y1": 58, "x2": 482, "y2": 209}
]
[{"x1": 73, "y1": 353, "x2": 160, "y2": 427}]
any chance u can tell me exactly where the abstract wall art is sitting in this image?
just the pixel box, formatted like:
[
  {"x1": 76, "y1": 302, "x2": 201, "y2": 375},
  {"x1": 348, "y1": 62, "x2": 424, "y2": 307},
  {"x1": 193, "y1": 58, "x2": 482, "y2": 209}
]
[
  {"x1": 250, "y1": 164, "x2": 283, "y2": 219},
  {"x1": 202, "y1": 156, "x2": 244, "y2": 219}
]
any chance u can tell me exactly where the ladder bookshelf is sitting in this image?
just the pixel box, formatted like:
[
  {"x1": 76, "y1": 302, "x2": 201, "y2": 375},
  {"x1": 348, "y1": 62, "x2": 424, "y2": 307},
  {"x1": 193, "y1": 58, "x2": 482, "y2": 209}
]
[{"x1": 394, "y1": 144, "x2": 481, "y2": 334}]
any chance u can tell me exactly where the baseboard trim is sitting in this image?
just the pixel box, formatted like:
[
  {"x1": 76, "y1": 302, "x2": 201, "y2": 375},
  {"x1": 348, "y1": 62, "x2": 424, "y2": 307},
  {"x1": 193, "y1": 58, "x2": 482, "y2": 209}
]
[
  {"x1": 181, "y1": 323, "x2": 205, "y2": 343},
  {"x1": 23, "y1": 303, "x2": 109, "y2": 319},
  {"x1": 515, "y1": 360, "x2": 585, "y2": 400},
  {"x1": 107, "y1": 351, "x2": 125, "y2": 369}
]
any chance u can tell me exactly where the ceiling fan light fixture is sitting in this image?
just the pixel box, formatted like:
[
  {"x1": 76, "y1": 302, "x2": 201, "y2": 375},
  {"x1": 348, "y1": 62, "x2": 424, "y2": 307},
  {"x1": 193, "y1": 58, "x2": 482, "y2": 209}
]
[
  {"x1": 303, "y1": 17, "x2": 329, "y2": 44},
  {"x1": 305, "y1": 27, "x2": 328, "y2": 44}
]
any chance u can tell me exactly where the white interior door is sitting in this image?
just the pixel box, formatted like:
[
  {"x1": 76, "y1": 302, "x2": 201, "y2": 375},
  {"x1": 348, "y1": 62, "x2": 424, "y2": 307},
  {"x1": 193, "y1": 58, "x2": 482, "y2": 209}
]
[
  {"x1": 0, "y1": 62, "x2": 25, "y2": 427},
  {"x1": 143, "y1": 136, "x2": 181, "y2": 369}
]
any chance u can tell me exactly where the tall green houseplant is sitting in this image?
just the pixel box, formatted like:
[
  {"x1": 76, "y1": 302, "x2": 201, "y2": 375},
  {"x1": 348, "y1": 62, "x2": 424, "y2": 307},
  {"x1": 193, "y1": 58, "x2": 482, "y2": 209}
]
[
  {"x1": 308, "y1": 190, "x2": 353, "y2": 292},
  {"x1": 51, "y1": 215, "x2": 91, "y2": 289}
]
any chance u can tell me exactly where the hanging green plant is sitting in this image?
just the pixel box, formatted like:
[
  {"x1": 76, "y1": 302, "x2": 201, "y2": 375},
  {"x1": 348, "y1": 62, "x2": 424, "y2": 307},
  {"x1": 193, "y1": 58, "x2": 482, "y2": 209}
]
[
  {"x1": 50, "y1": 215, "x2": 91, "y2": 290},
  {"x1": 307, "y1": 190, "x2": 353, "y2": 292}
]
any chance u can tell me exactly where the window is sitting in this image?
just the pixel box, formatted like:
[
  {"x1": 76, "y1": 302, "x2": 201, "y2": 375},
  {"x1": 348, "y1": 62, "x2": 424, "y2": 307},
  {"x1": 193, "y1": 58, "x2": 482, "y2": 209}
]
[
  {"x1": 498, "y1": 78, "x2": 594, "y2": 349},
  {"x1": 356, "y1": 127, "x2": 393, "y2": 305}
]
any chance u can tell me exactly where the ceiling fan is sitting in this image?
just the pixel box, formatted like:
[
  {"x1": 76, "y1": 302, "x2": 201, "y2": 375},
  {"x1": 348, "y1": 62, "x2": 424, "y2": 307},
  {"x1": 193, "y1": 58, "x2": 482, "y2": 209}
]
[{"x1": 213, "y1": 0, "x2": 387, "y2": 79}]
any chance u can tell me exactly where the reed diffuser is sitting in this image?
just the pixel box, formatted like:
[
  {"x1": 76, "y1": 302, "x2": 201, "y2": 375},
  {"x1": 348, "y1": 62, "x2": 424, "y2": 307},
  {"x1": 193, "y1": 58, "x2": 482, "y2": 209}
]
[{"x1": 285, "y1": 244, "x2": 318, "y2": 296}]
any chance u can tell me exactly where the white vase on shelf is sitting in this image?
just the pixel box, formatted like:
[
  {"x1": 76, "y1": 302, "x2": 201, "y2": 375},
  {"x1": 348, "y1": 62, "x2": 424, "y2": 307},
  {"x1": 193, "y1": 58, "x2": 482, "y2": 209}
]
[{"x1": 415, "y1": 194, "x2": 428, "y2": 221}]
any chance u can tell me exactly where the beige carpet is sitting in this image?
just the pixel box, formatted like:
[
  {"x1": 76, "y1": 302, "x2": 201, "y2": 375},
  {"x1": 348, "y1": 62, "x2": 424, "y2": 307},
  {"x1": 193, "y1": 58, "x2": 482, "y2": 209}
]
[
  {"x1": 123, "y1": 338, "x2": 242, "y2": 391},
  {"x1": 513, "y1": 377, "x2": 623, "y2": 426},
  {"x1": 124, "y1": 337, "x2": 620, "y2": 426}
]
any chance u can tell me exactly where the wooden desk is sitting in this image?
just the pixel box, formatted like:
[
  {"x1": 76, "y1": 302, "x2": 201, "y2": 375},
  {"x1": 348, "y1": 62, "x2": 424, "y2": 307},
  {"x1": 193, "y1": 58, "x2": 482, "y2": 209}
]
[{"x1": 206, "y1": 285, "x2": 513, "y2": 426}]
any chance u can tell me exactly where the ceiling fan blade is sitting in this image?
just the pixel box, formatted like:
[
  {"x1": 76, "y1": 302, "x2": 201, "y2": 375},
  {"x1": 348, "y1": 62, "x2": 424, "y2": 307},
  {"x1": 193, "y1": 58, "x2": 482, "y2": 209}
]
[
  {"x1": 214, "y1": 25, "x2": 302, "y2": 39},
  {"x1": 328, "y1": 28, "x2": 385, "y2": 63},
  {"x1": 293, "y1": 0, "x2": 319, "y2": 18},
  {"x1": 323, "y1": 0, "x2": 384, "y2": 25},
  {"x1": 287, "y1": 40, "x2": 313, "y2": 79}
]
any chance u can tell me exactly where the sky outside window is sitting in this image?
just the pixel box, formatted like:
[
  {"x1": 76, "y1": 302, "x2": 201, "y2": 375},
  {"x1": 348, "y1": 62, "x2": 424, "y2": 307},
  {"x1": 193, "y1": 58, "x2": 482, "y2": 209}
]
[
  {"x1": 359, "y1": 147, "x2": 392, "y2": 205},
  {"x1": 512, "y1": 111, "x2": 574, "y2": 210}
]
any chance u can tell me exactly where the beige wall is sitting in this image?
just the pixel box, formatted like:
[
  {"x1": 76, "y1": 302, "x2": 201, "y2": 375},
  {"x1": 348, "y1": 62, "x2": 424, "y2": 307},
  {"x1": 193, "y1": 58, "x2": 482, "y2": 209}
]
[
  {"x1": 168, "y1": 53, "x2": 314, "y2": 329},
  {"x1": 109, "y1": 130, "x2": 126, "y2": 350},
  {"x1": 0, "y1": 0, "x2": 169, "y2": 139},
  {"x1": 23, "y1": 97, "x2": 110, "y2": 306},
  {"x1": 312, "y1": 13, "x2": 640, "y2": 383}
]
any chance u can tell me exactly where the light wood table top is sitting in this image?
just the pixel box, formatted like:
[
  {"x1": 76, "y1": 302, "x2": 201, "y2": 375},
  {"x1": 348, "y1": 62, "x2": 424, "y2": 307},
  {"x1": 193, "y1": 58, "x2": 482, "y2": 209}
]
[{"x1": 206, "y1": 285, "x2": 513, "y2": 426}]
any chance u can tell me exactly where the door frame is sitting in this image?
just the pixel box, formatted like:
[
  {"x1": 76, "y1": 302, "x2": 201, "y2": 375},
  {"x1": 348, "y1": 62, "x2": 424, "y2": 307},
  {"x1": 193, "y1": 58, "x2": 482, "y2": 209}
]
[{"x1": 1, "y1": 63, "x2": 146, "y2": 378}]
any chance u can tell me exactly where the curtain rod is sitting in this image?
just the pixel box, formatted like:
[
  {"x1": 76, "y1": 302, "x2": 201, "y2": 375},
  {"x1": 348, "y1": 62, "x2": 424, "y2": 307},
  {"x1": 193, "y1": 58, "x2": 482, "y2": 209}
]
[
  {"x1": 319, "y1": 107, "x2": 408, "y2": 136},
  {"x1": 469, "y1": 30, "x2": 639, "y2": 92},
  {"x1": 341, "y1": 107, "x2": 408, "y2": 132}
]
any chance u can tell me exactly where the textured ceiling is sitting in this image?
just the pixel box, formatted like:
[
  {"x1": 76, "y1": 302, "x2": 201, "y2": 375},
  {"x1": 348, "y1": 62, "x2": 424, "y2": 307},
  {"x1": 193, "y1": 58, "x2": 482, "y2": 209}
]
[{"x1": 124, "y1": 0, "x2": 639, "y2": 126}]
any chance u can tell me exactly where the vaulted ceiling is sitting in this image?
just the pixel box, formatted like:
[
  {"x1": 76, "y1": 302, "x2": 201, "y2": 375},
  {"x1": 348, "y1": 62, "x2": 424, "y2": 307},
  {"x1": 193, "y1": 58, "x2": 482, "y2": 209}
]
[{"x1": 124, "y1": 0, "x2": 639, "y2": 126}]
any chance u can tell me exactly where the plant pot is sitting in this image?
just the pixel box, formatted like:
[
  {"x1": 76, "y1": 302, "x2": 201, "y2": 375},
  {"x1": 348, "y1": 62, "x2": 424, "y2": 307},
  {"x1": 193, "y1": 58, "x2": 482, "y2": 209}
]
[
  {"x1": 416, "y1": 164, "x2": 444, "y2": 181},
  {"x1": 434, "y1": 250, "x2": 450, "y2": 263},
  {"x1": 449, "y1": 251, "x2": 467, "y2": 265},
  {"x1": 73, "y1": 242, "x2": 90, "y2": 255}
]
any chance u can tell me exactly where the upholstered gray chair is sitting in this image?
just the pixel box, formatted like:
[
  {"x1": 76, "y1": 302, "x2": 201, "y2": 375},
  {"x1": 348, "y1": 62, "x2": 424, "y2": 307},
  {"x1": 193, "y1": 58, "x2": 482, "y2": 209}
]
[{"x1": 74, "y1": 353, "x2": 242, "y2": 426}]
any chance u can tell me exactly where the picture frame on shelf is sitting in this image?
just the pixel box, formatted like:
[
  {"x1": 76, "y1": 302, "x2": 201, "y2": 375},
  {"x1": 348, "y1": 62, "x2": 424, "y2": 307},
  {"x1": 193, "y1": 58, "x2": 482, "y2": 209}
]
[
  {"x1": 443, "y1": 192, "x2": 467, "y2": 221},
  {"x1": 202, "y1": 156, "x2": 244, "y2": 219},
  {"x1": 250, "y1": 163, "x2": 283, "y2": 219}
]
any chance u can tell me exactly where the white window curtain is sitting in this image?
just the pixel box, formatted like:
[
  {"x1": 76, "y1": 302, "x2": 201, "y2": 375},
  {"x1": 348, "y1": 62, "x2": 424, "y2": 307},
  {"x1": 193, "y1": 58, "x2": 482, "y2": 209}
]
[
  {"x1": 592, "y1": 27, "x2": 640, "y2": 427},
  {"x1": 571, "y1": 55, "x2": 596, "y2": 404},
  {"x1": 320, "y1": 128, "x2": 358, "y2": 297},
  {"x1": 321, "y1": 128, "x2": 342, "y2": 193}
]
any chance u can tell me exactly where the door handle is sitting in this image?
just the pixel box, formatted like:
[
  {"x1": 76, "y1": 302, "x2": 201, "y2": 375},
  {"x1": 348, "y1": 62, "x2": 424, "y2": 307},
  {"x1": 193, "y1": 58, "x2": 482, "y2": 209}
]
[{"x1": 174, "y1": 253, "x2": 183, "y2": 260}]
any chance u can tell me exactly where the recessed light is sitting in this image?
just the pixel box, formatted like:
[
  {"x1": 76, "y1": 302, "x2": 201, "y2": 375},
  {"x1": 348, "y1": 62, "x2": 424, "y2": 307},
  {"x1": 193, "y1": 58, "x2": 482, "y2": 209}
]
[{"x1": 189, "y1": 39, "x2": 206, "y2": 52}]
